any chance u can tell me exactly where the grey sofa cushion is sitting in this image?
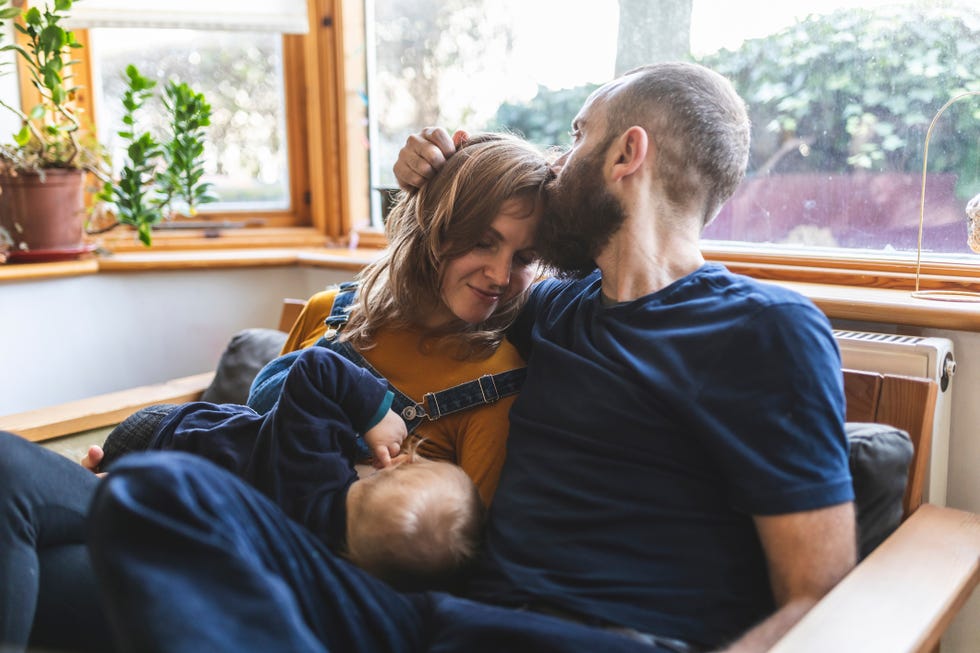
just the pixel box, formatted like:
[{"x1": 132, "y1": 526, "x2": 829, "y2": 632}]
[
  {"x1": 200, "y1": 328, "x2": 288, "y2": 405},
  {"x1": 847, "y1": 422, "x2": 914, "y2": 559}
]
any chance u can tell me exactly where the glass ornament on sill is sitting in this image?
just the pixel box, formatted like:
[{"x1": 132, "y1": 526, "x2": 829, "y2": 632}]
[
  {"x1": 912, "y1": 90, "x2": 980, "y2": 302},
  {"x1": 968, "y1": 193, "x2": 980, "y2": 255}
]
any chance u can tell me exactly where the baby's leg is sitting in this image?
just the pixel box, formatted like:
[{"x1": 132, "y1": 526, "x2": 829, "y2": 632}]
[{"x1": 88, "y1": 452, "x2": 426, "y2": 653}]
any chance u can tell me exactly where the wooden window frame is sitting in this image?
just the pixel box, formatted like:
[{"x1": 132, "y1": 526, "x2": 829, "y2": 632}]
[{"x1": 15, "y1": 0, "x2": 354, "y2": 251}]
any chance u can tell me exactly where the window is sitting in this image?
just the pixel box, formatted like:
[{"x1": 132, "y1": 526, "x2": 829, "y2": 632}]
[
  {"x1": 89, "y1": 28, "x2": 291, "y2": 213},
  {"x1": 60, "y1": 0, "x2": 318, "y2": 238},
  {"x1": 365, "y1": 0, "x2": 980, "y2": 272},
  {"x1": 5, "y1": 0, "x2": 351, "y2": 249}
]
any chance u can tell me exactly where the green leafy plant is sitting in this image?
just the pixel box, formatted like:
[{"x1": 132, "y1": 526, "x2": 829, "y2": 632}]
[
  {"x1": 156, "y1": 81, "x2": 216, "y2": 217},
  {"x1": 95, "y1": 66, "x2": 217, "y2": 246},
  {"x1": 0, "y1": 0, "x2": 99, "y2": 173},
  {"x1": 97, "y1": 65, "x2": 161, "y2": 246}
]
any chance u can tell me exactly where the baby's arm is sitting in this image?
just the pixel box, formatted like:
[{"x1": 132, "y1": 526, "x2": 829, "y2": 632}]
[{"x1": 271, "y1": 347, "x2": 404, "y2": 467}]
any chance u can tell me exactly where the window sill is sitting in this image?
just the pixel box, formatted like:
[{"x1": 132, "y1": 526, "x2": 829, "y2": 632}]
[
  {"x1": 770, "y1": 280, "x2": 980, "y2": 331},
  {"x1": 95, "y1": 226, "x2": 328, "y2": 252},
  {"x1": 0, "y1": 245, "x2": 383, "y2": 281},
  {"x1": 2, "y1": 246, "x2": 978, "y2": 331},
  {"x1": 96, "y1": 247, "x2": 382, "y2": 273}
]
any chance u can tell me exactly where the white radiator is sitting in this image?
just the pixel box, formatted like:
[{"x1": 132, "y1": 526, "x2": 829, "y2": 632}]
[{"x1": 834, "y1": 329, "x2": 956, "y2": 506}]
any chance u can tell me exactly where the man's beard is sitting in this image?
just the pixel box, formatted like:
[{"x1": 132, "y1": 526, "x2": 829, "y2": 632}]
[{"x1": 538, "y1": 151, "x2": 628, "y2": 278}]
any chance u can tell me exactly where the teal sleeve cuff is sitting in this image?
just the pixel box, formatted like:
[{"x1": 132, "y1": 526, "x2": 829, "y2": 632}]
[{"x1": 363, "y1": 390, "x2": 394, "y2": 434}]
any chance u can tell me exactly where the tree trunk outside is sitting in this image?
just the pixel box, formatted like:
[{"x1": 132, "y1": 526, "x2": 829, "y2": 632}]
[{"x1": 616, "y1": 0, "x2": 692, "y2": 75}]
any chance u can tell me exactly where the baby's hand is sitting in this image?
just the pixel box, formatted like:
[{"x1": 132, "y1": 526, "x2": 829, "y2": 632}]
[
  {"x1": 80, "y1": 445, "x2": 107, "y2": 478},
  {"x1": 364, "y1": 409, "x2": 407, "y2": 468}
]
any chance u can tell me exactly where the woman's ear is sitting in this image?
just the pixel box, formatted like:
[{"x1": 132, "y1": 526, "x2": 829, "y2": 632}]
[{"x1": 608, "y1": 126, "x2": 648, "y2": 181}]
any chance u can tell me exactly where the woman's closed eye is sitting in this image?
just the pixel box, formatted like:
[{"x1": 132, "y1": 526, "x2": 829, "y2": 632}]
[{"x1": 514, "y1": 250, "x2": 538, "y2": 267}]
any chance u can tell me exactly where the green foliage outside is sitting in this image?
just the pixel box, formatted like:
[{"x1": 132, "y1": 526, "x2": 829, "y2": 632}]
[
  {"x1": 697, "y1": 4, "x2": 980, "y2": 200},
  {"x1": 491, "y1": 84, "x2": 598, "y2": 149},
  {"x1": 490, "y1": 5, "x2": 979, "y2": 202}
]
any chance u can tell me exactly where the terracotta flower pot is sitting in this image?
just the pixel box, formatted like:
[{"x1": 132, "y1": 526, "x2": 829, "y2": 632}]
[{"x1": 0, "y1": 168, "x2": 86, "y2": 255}]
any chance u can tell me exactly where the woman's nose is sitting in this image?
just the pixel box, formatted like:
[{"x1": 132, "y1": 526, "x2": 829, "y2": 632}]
[{"x1": 485, "y1": 255, "x2": 511, "y2": 287}]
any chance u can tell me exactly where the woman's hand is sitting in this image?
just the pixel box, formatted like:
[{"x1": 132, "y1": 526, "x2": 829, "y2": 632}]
[
  {"x1": 363, "y1": 409, "x2": 407, "y2": 468},
  {"x1": 80, "y1": 445, "x2": 107, "y2": 478}
]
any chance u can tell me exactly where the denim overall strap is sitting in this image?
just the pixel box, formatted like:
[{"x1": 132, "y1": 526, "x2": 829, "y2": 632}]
[
  {"x1": 319, "y1": 280, "x2": 527, "y2": 426},
  {"x1": 316, "y1": 335, "x2": 427, "y2": 434},
  {"x1": 400, "y1": 368, "x2": 526, "y2": 422},
  {"x1": 323, "y1": 281, "x2": 359, "y2": 329}
]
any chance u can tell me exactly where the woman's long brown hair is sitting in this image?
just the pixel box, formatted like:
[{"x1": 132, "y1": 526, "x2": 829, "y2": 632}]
[{"x1": 343, "y1": 132, "x2": 551, "y2": 358}]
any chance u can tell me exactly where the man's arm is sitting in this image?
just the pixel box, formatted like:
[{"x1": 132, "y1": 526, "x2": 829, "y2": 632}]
[{"x1": 719, "y1": 502, "x2": 857, "y2": 652}]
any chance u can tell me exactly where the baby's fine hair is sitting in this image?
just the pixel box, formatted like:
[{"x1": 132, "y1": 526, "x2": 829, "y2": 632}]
[{"x1": 346, "y1": 459, "x2": 485, "y2": 591}]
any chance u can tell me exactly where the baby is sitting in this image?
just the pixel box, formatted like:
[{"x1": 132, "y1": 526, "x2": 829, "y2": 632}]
[{"x1": 105, "y1": 347, "x2": 484, "y2": 590}]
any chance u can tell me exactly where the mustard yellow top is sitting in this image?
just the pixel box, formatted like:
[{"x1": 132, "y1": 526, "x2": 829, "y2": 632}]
[{"x1": 281, "y1": 288, "x2": 524, "y2": 506}]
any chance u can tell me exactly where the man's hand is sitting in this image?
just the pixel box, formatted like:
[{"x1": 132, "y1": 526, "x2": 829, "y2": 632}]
[
  {"x1": 80, "y1": 445, "x2": 107, "y2": 478},
  {"x1": 392, "y1": 127, "x2": 465, "y2": 192},
  {"x1": 363, "y1": 409, "x2": 407, "y2": 468}
]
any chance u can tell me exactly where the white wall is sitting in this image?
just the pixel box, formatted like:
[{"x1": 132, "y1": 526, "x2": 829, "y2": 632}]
[{"x1": 0, "y1": 266, "x2": 353, "y2": 415}]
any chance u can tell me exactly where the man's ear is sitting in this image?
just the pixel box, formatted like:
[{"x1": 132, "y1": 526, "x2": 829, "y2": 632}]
[{"x1": 608, "y1": 126, "x2": 648, "y2": 181}]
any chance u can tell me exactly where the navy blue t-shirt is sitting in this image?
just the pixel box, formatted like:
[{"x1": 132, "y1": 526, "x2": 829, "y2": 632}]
[{"x1": 467, "y1": 264, "x2": 853, "y2": 649}]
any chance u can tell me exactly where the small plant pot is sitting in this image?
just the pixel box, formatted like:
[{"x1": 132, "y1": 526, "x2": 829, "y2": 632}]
[{"x1": 0, "y1": 169, "x2": 87, "y2": 257}]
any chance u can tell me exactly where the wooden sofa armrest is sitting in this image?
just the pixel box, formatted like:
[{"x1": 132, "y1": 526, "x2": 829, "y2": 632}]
[
  {"x1": 771, "y1": 503, "x2": 980, "y2": 653},
  {"x1": 0, "y1": 372, "x2": 214, "y2": 442}
]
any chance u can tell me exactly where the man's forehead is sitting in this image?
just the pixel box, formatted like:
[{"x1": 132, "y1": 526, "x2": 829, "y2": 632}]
[
  {"x1": 575, "y1": 80, "x2": 623, "y2": 128},
  {"x1": 572, "y1": 95, "x2": 601, "y2": 129}
]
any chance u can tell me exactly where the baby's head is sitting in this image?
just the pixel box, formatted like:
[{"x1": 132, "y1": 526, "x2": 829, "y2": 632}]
[{"x1": 345, "y1": 454, "x2": 485, "y2": 591}]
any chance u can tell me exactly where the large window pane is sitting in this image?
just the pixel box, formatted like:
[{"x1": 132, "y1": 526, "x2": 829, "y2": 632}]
[
  {"x1": 366, "y1": 0, "x2": 979, "y2": 258},
  {"x1": 367, "y1": 0, "x2": 619, "y2": 219},
  {"x1": 695, "y1": 2, "x2": 980, "y2": 257},
  {"x1": 90, "y1": 29, "x2": 290, "y2": 212}
]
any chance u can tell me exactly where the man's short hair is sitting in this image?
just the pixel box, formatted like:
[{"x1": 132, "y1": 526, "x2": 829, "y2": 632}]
[{"x1": 607, "y1": 62, "x2": 751, "y2": 227}]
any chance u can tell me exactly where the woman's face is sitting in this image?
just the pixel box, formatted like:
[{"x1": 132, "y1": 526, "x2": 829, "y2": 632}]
[{"x1": 435, "y1": 197, "x2": 542, "y2": 326}]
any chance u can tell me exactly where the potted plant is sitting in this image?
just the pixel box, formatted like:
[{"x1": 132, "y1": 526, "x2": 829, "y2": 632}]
[{"x1": 0, "y1": 0, "x2": 106, "y2": 261}]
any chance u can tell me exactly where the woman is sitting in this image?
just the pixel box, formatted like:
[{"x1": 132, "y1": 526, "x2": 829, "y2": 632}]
[
  {"x1": 253, "y1": 132, "x2": 548, "y2": 503},
  {"x1": 0, "y1": 132, "x2": 551, "y2": 651}
]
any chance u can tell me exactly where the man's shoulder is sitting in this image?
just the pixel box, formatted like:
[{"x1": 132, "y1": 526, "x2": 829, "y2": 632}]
[{"x1": 698, "y1": 264, "x2": 820, "y2": 313}]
